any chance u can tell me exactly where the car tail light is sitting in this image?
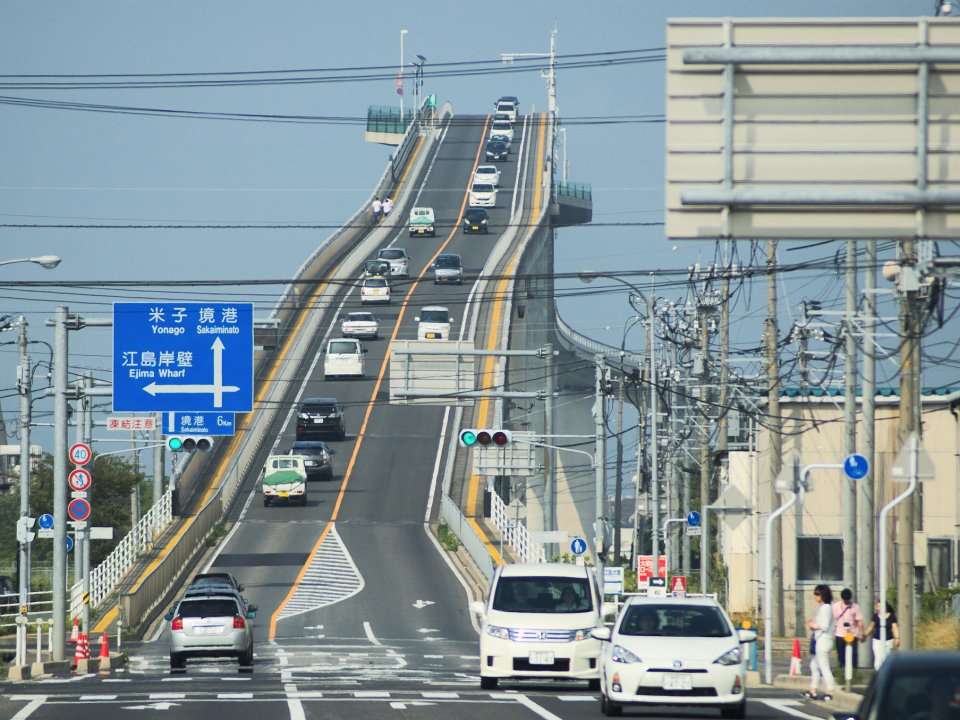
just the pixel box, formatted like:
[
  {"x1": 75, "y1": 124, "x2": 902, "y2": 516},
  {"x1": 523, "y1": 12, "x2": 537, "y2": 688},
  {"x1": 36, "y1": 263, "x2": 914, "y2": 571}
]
[
  {"x1": 233, "y1": 615, "x2": 246, "y2": 629},
  {"x1": 171, "y1": 616, "x2": 183, "y2": 631}
]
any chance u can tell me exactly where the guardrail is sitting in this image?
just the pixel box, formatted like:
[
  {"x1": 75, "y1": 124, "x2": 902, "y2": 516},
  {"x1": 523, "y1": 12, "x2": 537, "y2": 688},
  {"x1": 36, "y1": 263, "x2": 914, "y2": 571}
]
[
  {"x1": 0, "y1": 590, "x2": 52, "y2": 629},
  {"x1": 488, "y1": 490, "x2": 544, "y2": 563},
  {"x1": 554, "y1": 308, "x2": 644, "y2": 369},
  {"x1": 440, "y1": 495, "x2": 496, "y2": 581},
  {"x1": 554, "y1": 181, "x2": 592, "y2": 202}
]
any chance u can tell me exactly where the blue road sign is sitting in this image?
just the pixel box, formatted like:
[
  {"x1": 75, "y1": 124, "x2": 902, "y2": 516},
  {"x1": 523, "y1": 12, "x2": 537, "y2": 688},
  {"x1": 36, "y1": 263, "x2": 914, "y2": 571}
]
[
  {"x1": 843, "y1": 453, "x2": 870, "y2": 480},
  {"x1": 113, "y1": 302, "x2": 253, "y2": 413},
  {"x1": 570, "y1": 536, "x2": 588, "y2": 556},
  {"x1": 66, "y1": 535, "x2": 74, "y2": 553},
  {"x1": 166, "y1": 411, "x2": 236, "y2": 436},
  {"x1": 38, "y1": 513, "x2": 54, "y2": 530},
  {"x1": 687, "y1": 510, "x2": 702, "y2": 527}
]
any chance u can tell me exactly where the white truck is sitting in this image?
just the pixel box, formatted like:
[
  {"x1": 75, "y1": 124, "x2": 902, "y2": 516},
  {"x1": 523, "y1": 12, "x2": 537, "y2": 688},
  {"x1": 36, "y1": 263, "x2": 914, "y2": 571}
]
[{"x1": 262, "y1": 455, "x2": 308, "y2": 506}]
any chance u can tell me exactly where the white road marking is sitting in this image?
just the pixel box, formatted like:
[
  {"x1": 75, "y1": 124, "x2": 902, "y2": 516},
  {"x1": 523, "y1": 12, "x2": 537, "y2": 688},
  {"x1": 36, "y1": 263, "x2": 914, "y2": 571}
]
[
  {"x1": 10, "y1": 697, "x2": 46, "y2": 720},
  {"x1": 760, "y1": 699, "x2": 826, "y2": 719},
  {"x1": 160, "y1": 676, "x2": 192, "y2": 682},
  {"x1": 285, "y1": 682, "x2": 307, "y2": 720},
  {"x1": 102, "y1": 679, "x2": 131, "y2": 683},
  {"x1": 221, "y1": 677, "x2": 251, "y2": 681},
  {"x1": 218, "y1": 693, "x2": 254, "y2": 699},
  {"x1": 417, "y1": 628, "x2": 439, "y2": 633},
  {"x1": 515, "y1": 694, "x2": 564, "y2": 720},
  {"x1": 276, "y1": 525, "x2": 365, "y2": 620},
  {"x1": 422, "y1": 691, "x2": 459, "y2": 699},
  {"x1": 363, "y1": 621, "x2": 382, "y2": 646},
  {"x1": 354, "y1": 691, "x2": 390, "y2": 698},
  {"x1": 79, "y1": 695, "x2": 117, "y2": 700},
  {"x1": 149, "y1": 693, "x2": 186, "y2": 700},
  {"x1": 123, "y1": 701, "x2": 179, "y2": 711},
  {"x1": 412, "y1": 599, "x2": 435, "y2": 609},
  {"x1": 556, "y1": 695, "x2": 594, "y2": 702}
]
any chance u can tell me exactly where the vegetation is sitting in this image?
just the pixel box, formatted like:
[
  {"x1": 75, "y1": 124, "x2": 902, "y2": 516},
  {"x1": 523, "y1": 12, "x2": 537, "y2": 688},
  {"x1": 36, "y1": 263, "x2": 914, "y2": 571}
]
[{"x1": 436, "y1": 522, "x2": 460, "y2": 552}]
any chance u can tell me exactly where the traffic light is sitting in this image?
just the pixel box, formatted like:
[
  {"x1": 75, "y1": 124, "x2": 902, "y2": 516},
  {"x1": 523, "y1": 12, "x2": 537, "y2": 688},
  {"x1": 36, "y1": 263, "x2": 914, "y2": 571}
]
[
  {"x1": 458, "y1": 428, "x2": 512, "y2": 448},
  {"x1": 166, "y1": 435, "x2": 213, "y2": 453}
]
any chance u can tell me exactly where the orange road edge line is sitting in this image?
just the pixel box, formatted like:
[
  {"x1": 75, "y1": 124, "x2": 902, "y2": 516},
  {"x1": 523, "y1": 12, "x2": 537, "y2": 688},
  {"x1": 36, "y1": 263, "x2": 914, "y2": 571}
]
[
  {"x1": 466, "y1": 113, "x2": 546, "y2": 533},
  {"x1": 268, "y1": 117, "x2": 490, "y2": 641},
  {"x1": 93, "y1": 137, "x2": 426, "y2": 635}
]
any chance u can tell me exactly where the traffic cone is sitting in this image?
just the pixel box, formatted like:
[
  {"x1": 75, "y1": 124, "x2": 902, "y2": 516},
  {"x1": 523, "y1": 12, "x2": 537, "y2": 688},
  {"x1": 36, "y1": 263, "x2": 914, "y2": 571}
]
[
  {"x1": 98, "y1": 632, "x2": 109, "y2": 660},
  {"x1": 789, "y1": 637, "x2": 803, "y2": 675},
  {"x1": 70, "y1": 616, "x2": 79, "y2": 643},
  {"x1": 72, "y1": 632, "x2": 89, "y2": 669}
]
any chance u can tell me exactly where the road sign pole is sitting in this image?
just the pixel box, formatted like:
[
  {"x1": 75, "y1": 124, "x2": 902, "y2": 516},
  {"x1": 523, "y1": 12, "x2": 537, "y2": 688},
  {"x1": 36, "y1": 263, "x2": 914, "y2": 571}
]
[
  {"x1": 764, "y1": 486, "x2": 798, "y2": 685},
  {"x1": 81, "y1": 373, "x2": 93, "y2": 634},
  {"x1": 17, "y1": 317, "x2": 31, "y2": 615},
  {"x1": 72, "y1": 382, "x2": 86, "y2": 605},
  {"x1": 51, "y1": 305, "x2": 68, "y2": 662},
  {"x1": 153, "y1": 414, "x2": 164, "y2": 508}
]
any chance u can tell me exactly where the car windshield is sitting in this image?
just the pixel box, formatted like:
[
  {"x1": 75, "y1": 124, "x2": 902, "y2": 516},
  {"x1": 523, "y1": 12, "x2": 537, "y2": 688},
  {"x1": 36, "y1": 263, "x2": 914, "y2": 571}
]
[
  {"x1": 465, "y1": 209, "x2": 488, "y2": 221},
  {"x1": 493, "y1": 122, "x2": 511, "y2": 130},
  {"x1": 487, "y1": 141, "x2": 505, "y2": 150},
  {"x1": 491, "y1": 135, "x2": 509, "y2": 144},
  {"x1": 420, "y1": 310, "x2": 449, "y2": 323},
  {"x1": 878, "y1": 668, "x2": 960, "y2": 720},
  {"x1": 347, "y1": 313, "x2": 374, "y2": 322},
  {"x1": 619, "y1": 604, "x2": 732, "y2": 638},
  {"x1": 412, "y1": 209, "x2": 431, "y2": 217},
  {"x1": 303, "y1": 403, "x2": 336, "y2": 415},
  {"x1": 493, "y1": 577, "x2": 592, "y2": 613},
  {"x1": 472, "y1": 184, "x2": 494, "y2": 193},
  {"x1": 178, "y1": 599, "x2": 239, "y2": 619},
  {"x1": 328, "y1": 341, "x2": 357, "y2": 354},
  {"x1": 365, "y1": 278, "x2": 387, "y2": 288},
  {"x1": 497, "y1": 103, "x2": 514, "y2": 112},
  {"x1": 379, "y1": 249, "x2": 404, "y2": 260},
  {"x1": 435, "y1": 256, "x2": 460, "y2": 268}
]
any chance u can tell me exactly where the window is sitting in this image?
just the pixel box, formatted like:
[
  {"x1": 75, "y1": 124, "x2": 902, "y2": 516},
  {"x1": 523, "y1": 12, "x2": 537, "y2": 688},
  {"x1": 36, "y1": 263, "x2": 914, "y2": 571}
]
[
  {"x1": 328, "y1": 341, "x2": 358, "y2": 354},
  {"x1": 797, "y1": 537, "x2": 843, "y2": 582},
  {"x1": 492, "y1": 577, "x2": 592, "y2": 613},
  {"x1": 178, "y1": 599, "x2": 239, "y2": 618},
  {"x1": 927, "y1": 539, "x2": 953, "y2": 591},
  {"x1": 420, "y1": 310, "x2": 449, "y2": 323},
  {"x1": 619, "y1": 605, "x2": 732, "y2": 638}
]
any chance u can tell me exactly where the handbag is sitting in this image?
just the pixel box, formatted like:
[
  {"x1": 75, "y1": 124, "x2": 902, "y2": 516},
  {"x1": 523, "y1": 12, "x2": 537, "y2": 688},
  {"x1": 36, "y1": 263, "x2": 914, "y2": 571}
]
[{"x1": 809, "y1": 633, "x2": 816, "y2": 655}]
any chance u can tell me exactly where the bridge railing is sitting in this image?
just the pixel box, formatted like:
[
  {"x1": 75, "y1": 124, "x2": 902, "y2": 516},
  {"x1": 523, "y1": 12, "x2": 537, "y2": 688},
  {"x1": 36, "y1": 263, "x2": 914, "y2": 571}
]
[
  {"x1": 554, "y1": 308, "x2": 644, "y2": 369},
  {"x1": 488, "y1": 490, "x2": 544, "y2": 563}
]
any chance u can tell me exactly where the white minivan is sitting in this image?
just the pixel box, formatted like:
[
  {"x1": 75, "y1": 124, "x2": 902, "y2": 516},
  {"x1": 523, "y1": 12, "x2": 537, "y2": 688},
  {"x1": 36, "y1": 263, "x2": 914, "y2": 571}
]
[
  {"x1": 323, "y1": 338, "x2": 366, "y2": 379},
  {"x1": 471, "y1": 563, "x2": 611, "y2": 690},
  {"x1": 415, "y1": 306, "x2": 454, "y2": 340},
  {"x1": 469, "y1": 182, "x2": 497, "y2": 208}
]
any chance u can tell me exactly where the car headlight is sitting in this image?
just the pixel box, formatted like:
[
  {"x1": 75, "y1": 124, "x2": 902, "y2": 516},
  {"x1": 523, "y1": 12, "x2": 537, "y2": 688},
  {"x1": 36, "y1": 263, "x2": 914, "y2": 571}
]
[
  {"x1": 573, "y1": 627, "x2": 596, "y2": 642},
  {"x1": 298, "y1": 413, "x2": 309, "y2": 419},
  {"x1": 713, "y1": 647, "x2": 742, "y2": 666},
  {"x1": 481, "y1": 218, "x2": 488, "y2": 224},
  {"x1": 611, "y1": 644, "x2": 642, "y2": 664},
  {"x1": 485, "y1": 624, "x2": 510, "y2": 641}
]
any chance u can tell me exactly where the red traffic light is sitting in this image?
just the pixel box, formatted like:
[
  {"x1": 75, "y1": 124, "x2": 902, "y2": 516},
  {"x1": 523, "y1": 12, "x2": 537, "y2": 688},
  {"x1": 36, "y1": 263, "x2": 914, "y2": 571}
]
[
  {"x1": 476, "y1": 431, "x2": 492, "y2": 445},
  {"x1": 492, "y1": 431, "x2": 509, "y2": 446}
]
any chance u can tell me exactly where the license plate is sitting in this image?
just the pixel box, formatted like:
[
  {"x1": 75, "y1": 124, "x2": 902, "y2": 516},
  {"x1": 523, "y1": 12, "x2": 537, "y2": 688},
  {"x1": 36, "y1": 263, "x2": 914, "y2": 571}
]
[
  {"x1": 278, "y1": 491, "x2": 289, "y2": 498},
  {"x1": 426, "y1": 332, "x2": 440, "y2": 339},
  {"x1": 528, "y1": 652, "x2": 555, "y2": 665},
  {"x1": 197, "y1": 626, "x2": 223, "y2": 635},
  {"x1": 662, "y1": 674, "x2": 692, "y2": 691},
  {"x1": 313, "y1": 418, "x2": 324, "y2": 424}
]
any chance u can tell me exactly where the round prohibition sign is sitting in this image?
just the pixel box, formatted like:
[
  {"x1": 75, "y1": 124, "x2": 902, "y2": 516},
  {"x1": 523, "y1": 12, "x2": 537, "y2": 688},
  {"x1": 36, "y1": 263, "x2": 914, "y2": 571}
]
[
  {"x1": 68, "y1": 442, "x2": 92, "y2": 466},
  {"x1": 67, "y1": 497, "x2": 91, "y2": 523},
  {"x1": 68, "y1": 468, "x2": 92, "y2": 492}
]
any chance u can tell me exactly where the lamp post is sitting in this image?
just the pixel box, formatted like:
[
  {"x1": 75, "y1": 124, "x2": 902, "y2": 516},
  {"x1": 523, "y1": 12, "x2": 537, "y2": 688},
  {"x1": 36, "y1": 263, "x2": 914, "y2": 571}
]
[{"x1": 0, "y1": 255, "x2": 61, "y2": 270}]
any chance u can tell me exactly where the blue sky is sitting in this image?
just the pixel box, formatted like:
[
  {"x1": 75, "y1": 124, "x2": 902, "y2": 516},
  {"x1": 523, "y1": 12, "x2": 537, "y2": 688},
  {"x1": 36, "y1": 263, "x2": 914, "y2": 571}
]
[{"x1": 0, "y1": 0, "x2": 940, "y2": 451}]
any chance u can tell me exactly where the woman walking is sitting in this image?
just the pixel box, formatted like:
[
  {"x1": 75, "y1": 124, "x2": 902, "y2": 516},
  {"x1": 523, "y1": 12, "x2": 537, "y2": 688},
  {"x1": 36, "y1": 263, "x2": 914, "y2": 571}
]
[
  {"x1": 804, "y1": 584, "x2": 836, "y2": 701},
  {"x1": 862, "y1": 600, "x2": 899, "y2": 669}
]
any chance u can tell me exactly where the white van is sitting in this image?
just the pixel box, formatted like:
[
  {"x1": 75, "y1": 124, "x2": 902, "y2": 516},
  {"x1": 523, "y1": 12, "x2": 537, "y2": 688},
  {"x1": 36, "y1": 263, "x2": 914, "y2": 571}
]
[
  {"x1": 415, "y1": 306, "x2": 454, "y2": 340},
  {"x1": 323, "y1": 338, "x2": 366, "y2": 379},
  {"x1": 490, "y1": 120, "x2": 514, "y2": 142},
  {"x1": 471, "y1": 562, "x2": 611, "y2": 689},
  {"x1": 469, "y1": 182, "x2": 497, "y2": 208}
]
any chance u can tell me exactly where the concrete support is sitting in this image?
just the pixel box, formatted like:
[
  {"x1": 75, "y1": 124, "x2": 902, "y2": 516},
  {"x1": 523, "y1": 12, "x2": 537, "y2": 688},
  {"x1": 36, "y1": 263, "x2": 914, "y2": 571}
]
[{"x1": 766, "y1": 242, "x2": 785, "y2": 635}]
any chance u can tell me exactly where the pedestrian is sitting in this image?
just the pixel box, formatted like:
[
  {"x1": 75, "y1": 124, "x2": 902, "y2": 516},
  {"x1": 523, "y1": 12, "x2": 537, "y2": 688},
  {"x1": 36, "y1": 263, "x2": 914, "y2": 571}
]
[
  {"x1": 803, "y1": 584, "x2": 836, "y2": 701},
  {"x1": 833, "y1": 588, "x2": 864, "y2": 671},
  {"x1": 371, "y1": 197, "x2": 382, "y2": 222},
  {"x1": 862, "y1": 600, "x2": 899, "y2": 669},
  {"x1": 382, "y1": 197, "x2": 394, "y2": 217}
]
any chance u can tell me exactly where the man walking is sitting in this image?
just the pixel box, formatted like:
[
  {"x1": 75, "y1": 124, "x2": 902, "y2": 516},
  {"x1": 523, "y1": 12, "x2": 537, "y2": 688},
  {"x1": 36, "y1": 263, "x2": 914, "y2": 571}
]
[
  {"x1": 833, "y1": 587, "x2": 864, "y2": 670},
  {"x1": 371, "y1": 197, "x2": 383, "y2": 222}
]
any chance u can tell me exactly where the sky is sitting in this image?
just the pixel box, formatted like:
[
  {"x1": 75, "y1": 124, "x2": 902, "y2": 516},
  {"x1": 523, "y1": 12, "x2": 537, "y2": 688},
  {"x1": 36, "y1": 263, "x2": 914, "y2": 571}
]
[{"x1": 0, "y1": 0, "x2": 946, "y2": 454}]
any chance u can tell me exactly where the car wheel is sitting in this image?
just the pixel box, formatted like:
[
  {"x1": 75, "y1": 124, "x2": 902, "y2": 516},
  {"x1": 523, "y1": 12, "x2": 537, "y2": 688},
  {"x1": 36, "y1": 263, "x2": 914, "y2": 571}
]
[
  {"x1": 170, "y1": 653, "x2": 186, "y2": 671},
  {"x1": 337, "y1": 429, "x2": 346, "y2": 441},
  {"x1": 238, "y1": 646, "x2": 254, "y2": 669},
  {"x1": 600, "y1": 693, "x2": 622, "y2": 717},
  {"x1": 588, "y1": 678, "x2": 601, "y2": 691},
  {"x1": 720, "y1": 700, "x2": 746, "y2": 719},
  {"x1": 263, "y1": 496, "x2": 271, "y2": 507},
  {"x1": 479, "y1": 676, "x2": 498, "y2": 690},
  {"x1": 300, "y1": 494, "x2": 308, "y2": 506}
]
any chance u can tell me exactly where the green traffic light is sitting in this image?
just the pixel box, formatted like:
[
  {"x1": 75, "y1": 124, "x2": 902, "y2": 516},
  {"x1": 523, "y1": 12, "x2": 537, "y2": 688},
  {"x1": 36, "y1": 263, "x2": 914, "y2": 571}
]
[
  {"x1": 168, "y1": 437, "x2": 183, "y2": 451},
  {"x1": 461, "y1": 430, "x2": 477, "y2": 446}
]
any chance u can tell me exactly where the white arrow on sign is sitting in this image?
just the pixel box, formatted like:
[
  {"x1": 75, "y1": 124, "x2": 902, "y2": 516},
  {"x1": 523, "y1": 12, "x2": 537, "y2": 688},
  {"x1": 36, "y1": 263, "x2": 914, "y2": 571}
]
[
  {"x1": 143, "y1": 338, "x2": 238, "y2": 408},
  {"x1": 123, "y1": 702, "x2": 179, "y2": 711},
  {"x1": 412, "y1": 599, "x2": 435, "y2": 609}
]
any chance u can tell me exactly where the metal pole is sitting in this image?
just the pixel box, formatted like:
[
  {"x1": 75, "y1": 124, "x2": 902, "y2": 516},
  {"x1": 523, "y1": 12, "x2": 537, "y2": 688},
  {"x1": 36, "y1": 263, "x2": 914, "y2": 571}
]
[
  {"x1": 594, "y1": 355, "x2": 607, "y2": 566},
  {"x1": 699, "y1": 304, "x2": 712, "y2": 593},
  {"x1": 765, "y1": 487, "x2": 799, "y2": 685},
  {"x1": 649, "y1": 292, "x2": 660, "y2": 573},
  {"x1": 153, "y1": 414, "x2": 163, "y2": 507},
  {"x1": 51, "y1": 305, "x2": 68, "y2": 662},
  {"x1": 843, "y1": 240, "x2": 858, "y2": 596},
  {"x1": 72, "y1": 384, "x2": 85, "y2": 605},
  {"x1": 548, "y1": 29, "x2": 557, "y2": 117},
  {"x1": 17, "y1": 318, "x2": 31, "y2": 614},
  {"x1": 613, "y1": 371, "x2": 624, "y2": 562},
  {"x1": 766, "y1": 240, "x2": 785, "y2": 635},
  {"x1": 399, "y1": 29, "x2": 406, "y2": 123},
  {"x1": 81, "y1": 372, "x2": 92, "y2": 634},
  {"x1": 860, "y1": 242, "x2": 877, "y2": 668},
  {"x1": 544, "y1": 343, "x2": 555, "y2": 539}
]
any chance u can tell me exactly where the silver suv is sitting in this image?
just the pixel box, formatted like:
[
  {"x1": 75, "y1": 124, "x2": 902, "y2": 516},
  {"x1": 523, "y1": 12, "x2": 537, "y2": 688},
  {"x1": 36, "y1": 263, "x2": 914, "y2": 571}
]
[{"x1": 167, "y1": 594, "x2": 255, "y2": 671}]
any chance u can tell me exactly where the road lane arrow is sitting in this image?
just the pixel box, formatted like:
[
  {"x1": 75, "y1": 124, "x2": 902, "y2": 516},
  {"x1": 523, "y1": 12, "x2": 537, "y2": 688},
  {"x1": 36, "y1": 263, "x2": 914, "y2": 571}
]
[
  {"x1": 212, "y1": 337, "x2": 224, "y2": 407},
  {"x1": 412, "y1": 600, "x2": 435, "y2": 609}
]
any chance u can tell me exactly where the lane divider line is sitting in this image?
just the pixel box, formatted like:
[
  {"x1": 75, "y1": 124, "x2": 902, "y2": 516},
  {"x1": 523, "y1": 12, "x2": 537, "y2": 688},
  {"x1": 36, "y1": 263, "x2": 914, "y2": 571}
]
[{"x1": 268, "y1": 116, "x2": 491, "y2": 640}]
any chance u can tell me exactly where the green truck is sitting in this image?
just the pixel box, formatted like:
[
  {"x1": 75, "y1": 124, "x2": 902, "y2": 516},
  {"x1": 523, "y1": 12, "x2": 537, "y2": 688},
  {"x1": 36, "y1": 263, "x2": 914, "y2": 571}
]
[
  {"x1": 262, "y1": 455, "x2": 308, "y2": 506},
  {"x1": 408, "y1": 207, "x2": 436, "y2": 237}
]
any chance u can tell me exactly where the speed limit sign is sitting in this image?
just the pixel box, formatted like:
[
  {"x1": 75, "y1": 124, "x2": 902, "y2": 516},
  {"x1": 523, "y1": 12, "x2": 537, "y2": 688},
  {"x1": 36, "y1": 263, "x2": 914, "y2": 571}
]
[{"x1": 68, "y1": 442, "x2": 92, "y2": 466}]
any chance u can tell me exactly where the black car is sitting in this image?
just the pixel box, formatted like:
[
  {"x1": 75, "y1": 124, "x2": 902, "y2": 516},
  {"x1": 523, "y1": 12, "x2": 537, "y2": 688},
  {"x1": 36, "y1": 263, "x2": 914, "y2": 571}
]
[
  {"x1": 296, "y1": 396, "x2": 346, "y2": 440},
  {"x1": 832, "y1": 651, "x2": 960, "y2": 720},
  {"x1": 485, "y1": 140, "x2": 509, "y2": 162},
  {"x1": 462, "y1": 208, "x2": 490, "y2": 234},
  {"x1": 290, "y1": 439, "x2": 335, "y2": 481},
  {"x1": 191, "y1": 572, "x2": 244, "y2": 593}
]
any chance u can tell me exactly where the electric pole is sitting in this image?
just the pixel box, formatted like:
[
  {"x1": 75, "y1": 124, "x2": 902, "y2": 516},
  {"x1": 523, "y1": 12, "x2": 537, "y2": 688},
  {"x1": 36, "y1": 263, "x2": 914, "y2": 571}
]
[
  {"x1": 843, "y1": 240, "x2": 859, "y2": 596},
  {"x1": 859, "y1": 241, "x2": 877, "y2": 668},
  {"x1": 153, "y1": 414, "x2": 164, "y2": 507},
  {"x1": 593, "y1": 355, "x2": 607, "y2": 565},
  {"x1": 698, "y1": 301, "x2": 712, "y2": 592},
  {"x1": 613, "y1": 370, "x2": 625, "y2": 562},
  {"x1": 51, "y1": 306, "x2": 68, "y2": 662},
  {"x1": 17, "y1": 317, "x2": 31, "y2": 613},
  {"x1": 648, "y1": 293, "x2": 661, "y2": 573},
  {"x1": 766, "y1": 241, "x2": 785, "y2": 635}
]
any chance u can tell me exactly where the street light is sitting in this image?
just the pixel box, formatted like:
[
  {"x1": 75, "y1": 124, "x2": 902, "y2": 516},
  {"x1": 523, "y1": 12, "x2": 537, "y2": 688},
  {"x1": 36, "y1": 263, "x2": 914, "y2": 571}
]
[{"x1": 0, "y1": 255, "x2": 62, "y2": 270}]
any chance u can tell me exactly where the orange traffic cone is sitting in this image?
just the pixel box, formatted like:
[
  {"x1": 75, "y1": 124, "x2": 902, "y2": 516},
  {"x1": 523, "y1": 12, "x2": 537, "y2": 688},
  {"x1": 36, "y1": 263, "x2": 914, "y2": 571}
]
[
  {"x1": 789, "y1": 637, "x2": 803, "y2": 675},
  {"x1": 72, "y1": 632, "x2": 90, "y2": 669},
  {"x1": 70, "y1": 616, "x2": 79, "y2": 643},
  {"x1": 98, "y1": 632, "x2": 110, "y2": 660}
]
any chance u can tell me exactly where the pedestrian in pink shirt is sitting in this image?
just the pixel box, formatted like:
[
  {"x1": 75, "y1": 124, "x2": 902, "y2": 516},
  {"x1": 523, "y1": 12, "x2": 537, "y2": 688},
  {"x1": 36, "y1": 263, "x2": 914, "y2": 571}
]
[{"x1": 833, "y1": 587, "x2": 864, "y2": 669}]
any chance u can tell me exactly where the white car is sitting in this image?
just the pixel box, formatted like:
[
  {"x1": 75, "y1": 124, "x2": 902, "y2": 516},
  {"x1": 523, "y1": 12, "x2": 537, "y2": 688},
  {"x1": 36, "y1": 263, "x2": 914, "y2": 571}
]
[
  {"x1": 415, "y1": 306, "x2": 454, "y2": 340},
  {"x1": 471, "y1": 563, "x2": 609, "y2": 690},
  {"x1": 341, "y1": 311, "x2": 379, "y2": 340},
  {"x1": 323, "y1": 338, "x2": 365, "y2": 379},
  {"x1": 469, "y1": 182, "x2": 497, "y2": 208},
  {"x1": 594, "y1": 594, "x2": 755, "y2": 718},
  {"x1": 495, "y1": 101, "x2": 518, "y2": 122},
  {"x1": 377, "y1": 247, "x2": 409, "y2": 278},
  {"x1": 494, "y1": 112, "x2": 513, "y2": 125},
  {"x1": 474, "y1": 165, "x2": 501, "y2": 187},
  {"x1": 490, "y1": 120, "x2": 514, "y2": 142},
  {"x1": 360, "y1": 276, "x2": 390, "y2": 304}
]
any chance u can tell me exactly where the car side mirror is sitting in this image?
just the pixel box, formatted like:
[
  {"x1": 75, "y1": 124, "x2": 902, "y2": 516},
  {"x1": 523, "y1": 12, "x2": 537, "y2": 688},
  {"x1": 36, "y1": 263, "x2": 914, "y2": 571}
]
[
  {"x1": 601, "y1": 601, "x2": 617, "y2": 621},
  {"x1": 414, "y1": 317, "x2": 420, "y2": 322},
  {"x1": 329, "y1": 449, "x2": 336, "y2": 455},
  {"x1": 164, "y1": 610, "x2": 174, "y2": 622},
  {"x1": 591, "y1": 627, "x2": 612, "y2": 642},
  {"x1": 470, "y1": 601, "x2": 486, "y2": 617},
  {"x1": 737, "y1": 629, "x2": 757, "y2": 644}
]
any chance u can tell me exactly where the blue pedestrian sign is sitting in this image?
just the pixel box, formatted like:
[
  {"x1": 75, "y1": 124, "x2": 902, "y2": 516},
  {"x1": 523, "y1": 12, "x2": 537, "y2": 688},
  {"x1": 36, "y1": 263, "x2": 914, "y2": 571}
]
[
  {"x1": 843, "y1": 453, "x2": 870, "y2": 480},
  {"x1": 66, "y1": 535, "x2": 74, "y2": 553},
  {"x1": 113, "y1": 302, "x2": 254, "y2": 413},
  {"x1": 687, "y1": 511, "x2": 702, "y2": 527},
  {"x1": 166, "y1": 411, "x2": 236, "y2": 436},
  {"x1": 570, "y1": 536, "x2": 588, "y2": 556},
  {"x1": 38, "y1": 513, "x2": 54, "y2": 530}
]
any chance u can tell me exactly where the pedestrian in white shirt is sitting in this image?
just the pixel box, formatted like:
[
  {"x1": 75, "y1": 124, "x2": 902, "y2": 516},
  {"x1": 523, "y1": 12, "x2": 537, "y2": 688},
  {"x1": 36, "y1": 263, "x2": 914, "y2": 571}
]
[
  {"x1": 382, "y1": 197, "x2": 394, "y2": 216},
  {"x1": 804, "y1": 584, "x2": 836, "y2": 701},
  {"x1": 371, "y1": 197, "x2": 382, "y2": 222}
]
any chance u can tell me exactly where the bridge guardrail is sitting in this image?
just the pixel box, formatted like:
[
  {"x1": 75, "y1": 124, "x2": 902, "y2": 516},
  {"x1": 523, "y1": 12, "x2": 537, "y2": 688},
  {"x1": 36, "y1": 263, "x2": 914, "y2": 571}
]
[{"x1": 554, "y1": 309, "x2": 644, "y2": 369}]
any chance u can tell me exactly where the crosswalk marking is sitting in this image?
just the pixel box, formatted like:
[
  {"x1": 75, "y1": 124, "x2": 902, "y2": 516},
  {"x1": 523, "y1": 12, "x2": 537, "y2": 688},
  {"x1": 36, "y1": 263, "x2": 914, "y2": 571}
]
[
  {"x1": 218, "y1": 693, "x2": 254, "y2": 699},
  {"x1": 277, "y1": 525, "x2": 365, "y2": 620},
  {"x1": 557, "y1": 696, "x2": 595, "y2": 702},
  {"x1": 150, "y1": 693, "x2": 186, "y2": 700}
]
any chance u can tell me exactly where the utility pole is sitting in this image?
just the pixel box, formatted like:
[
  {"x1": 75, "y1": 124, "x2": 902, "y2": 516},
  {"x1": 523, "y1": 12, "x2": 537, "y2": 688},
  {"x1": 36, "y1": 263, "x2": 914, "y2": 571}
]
[
  {"x1": 51, "y1": 306, "x2": 69, "y2": 662},
  {"x1": 766, "y1": 241, "x2": 785, "y2": 635},
  {"x1": 859, "y1": 241, "x2": 877, "y2": 668},
  {"x1": 843, "y1": 240, "x2": 858, "y2": 596},
  {"x1": 613, "y1": 370, "x2": 625, "y2": 562},
  {"x1": 648, "y1": 292, "x2": 660, "y2": 572},
  {"x1": 593, "y1": 355, "x2": 607, "y2": 565},
  {"x1": 73, "y1": 384, "x2": 86, "y2": 600},
  {"x1": 698, "y1": 301, "x2": 712, "y2": 593},
  {"x1": 81, "y1": 372, "x2": 93, "y2": 634},
  {"x1": 544, "y1": 343, "x2": 556, "y2": 539},
  {"x1": 17, "y1": 317, "x2": 31, "y2": 613},
  {"x1": 717, "y1": 256, "x2": 731, "y2": 483},
  {"x1": 547, "y1": 29, "x2": 557, "y2": 117}
]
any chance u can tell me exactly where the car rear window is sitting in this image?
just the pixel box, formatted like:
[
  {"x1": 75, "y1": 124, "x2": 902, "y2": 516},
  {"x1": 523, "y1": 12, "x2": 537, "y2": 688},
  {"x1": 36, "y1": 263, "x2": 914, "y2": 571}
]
[
  {"x1": 365, "y1": 278, "x2": 387, "y2": 288},
  {"x1": 492, "y1": 577, "x2": 592, "y2": 613},
  {"x1": 303, "y1": 403, "x2": 336, "y2": 415},
  {"x1": 347, "y1": 313, "x2": 374, "y2": 322},
  {"x1": 329, "y1": 340, "x2": 358, "y2": 354},
  {"x1": 880, "y1": 668, "x2": 960, "y2": 720},
  {"x1": 619, "y1": 604, "x2": 732, "y2": 638},
  {"x1": 178, "y1": 599, "x2": 238, "y2": 618}
]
